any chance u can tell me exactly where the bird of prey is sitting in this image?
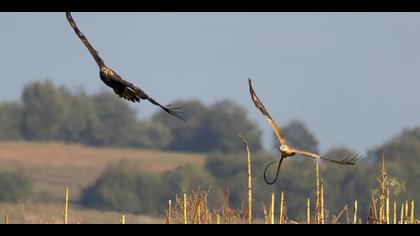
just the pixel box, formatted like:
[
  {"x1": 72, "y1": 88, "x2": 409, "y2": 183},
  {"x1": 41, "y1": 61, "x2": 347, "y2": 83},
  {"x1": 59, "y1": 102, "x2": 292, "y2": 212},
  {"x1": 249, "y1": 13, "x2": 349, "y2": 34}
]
[
  {"x1": 248, "y1": 78, "x2": 362, "y2": 185},
  {"x1": 65, "y1": 12, "x2": 185, "y2": 121}
]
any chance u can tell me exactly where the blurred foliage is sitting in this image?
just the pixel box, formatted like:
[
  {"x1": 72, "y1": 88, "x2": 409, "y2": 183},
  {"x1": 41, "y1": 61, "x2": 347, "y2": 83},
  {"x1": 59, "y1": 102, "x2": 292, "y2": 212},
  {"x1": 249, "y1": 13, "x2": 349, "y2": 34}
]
[
  {"x1": 0, "y1": 102, "x2": 22, "y2": 140},
  {"x1": 81, "y1": 161, "x2": 219, "y2": 215},
  {"x1": 153, "y1": 99, "x2": 262, "y2": 153},
  {"x1": 0, "y1": 170, "x2": 33, "y2": 202},
  {"x1": 80, "y1": 160, "x2": 167, "y2": 214},
  {"x1": 0, "y1": 80, "x2": 262, "y2": 153}
]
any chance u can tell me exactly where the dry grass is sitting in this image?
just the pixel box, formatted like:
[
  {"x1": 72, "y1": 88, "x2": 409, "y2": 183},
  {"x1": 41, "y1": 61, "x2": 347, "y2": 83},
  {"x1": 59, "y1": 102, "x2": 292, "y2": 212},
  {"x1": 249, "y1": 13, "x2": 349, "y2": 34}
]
[
  {"x1": 0, "y1": 141, "x2": 205, "y2": 199},
  {"x1": 0, "y1": 141, "x2": 418, "y2": 224},
  {"x1": 0, "y1": 201, "x2": 162, "y2": 224}
]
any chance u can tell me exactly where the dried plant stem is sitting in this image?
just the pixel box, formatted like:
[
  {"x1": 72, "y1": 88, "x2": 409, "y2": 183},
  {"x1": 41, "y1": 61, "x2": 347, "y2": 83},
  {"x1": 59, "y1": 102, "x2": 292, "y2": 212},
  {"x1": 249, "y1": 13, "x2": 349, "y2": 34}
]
[
  {"x1": 333, "y1": 205, "x2": 347, "y2": 224},
  {"x1": 410, "y1": 200, "x2": 414, "y2": 224},
  {"x1": 120, "y1": 215, "x2": 126, "y2": 224},
  {"x1": 353, "y1": 200, "x2": 358, "y2": 224},
  {"x1": 393, "y1": 201, "x2": 397, "y2": 224},
  {"x1": 261, "y1": 202, "x2": 268, "y2": 224},
  {"x1": 315, "y1": 159, "x2": 320, "y2": 224},
  {"x1": 405, "y1": 200, "x2": 409, "y2": 224},
  {"x1": 386, "y1": 189, "x2": 390, "y2": 224},
  {"x1": 4, "y1": 207, "x2": 8, "y2": 224},
  {"x1": 279, "y1": 192, "x2": 284, "y2": 224},
  {"x1": 400, "y1": 203, "x2": 404, "y2": 224},
  {"x1": 270, "y1": 193, "x2": 275, "y2": 224},
  {"x1": 307, "y1": 198, "x2": 311, "y2": 224},
  {"x1": 183, "y1": 193, "x2": 187, "y2": 224},
  {"x1": 64, "y1": 187, "x2": 69, "y2": 224},
  {"x1": 320, "y1": 180, "x2": 325, "y2": 224},
  {"x1": 166, "y1": 200, "x2": 172, "y2": 224},
  {"x1": 239, "y1": 135, "x2": 252, "y2": 224}
]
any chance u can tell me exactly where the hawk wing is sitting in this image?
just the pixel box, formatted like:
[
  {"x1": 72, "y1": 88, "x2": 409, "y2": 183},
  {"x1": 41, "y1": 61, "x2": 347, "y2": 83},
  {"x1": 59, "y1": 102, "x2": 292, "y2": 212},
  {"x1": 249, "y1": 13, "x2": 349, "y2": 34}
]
[
  {"x1": 66, "y1": 12, "x2": 105, "y2": 68},
  {"x1": 248, "y1": 78, "x2": 287, "y2": 146},
  {"x1": 292, "y1": 148, "x2": 362, "y2": 165}
]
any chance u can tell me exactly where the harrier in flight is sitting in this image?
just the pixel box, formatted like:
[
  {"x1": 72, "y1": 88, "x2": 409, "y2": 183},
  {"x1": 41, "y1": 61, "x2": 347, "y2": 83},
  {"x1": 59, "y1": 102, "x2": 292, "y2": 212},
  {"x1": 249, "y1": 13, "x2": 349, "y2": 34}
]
[
  {"x1": 248, "y1": 78, "x2": 362, "y2": 185},
  {"x1": 66, "y1": 12, "x2": 185, "y2": 121}
]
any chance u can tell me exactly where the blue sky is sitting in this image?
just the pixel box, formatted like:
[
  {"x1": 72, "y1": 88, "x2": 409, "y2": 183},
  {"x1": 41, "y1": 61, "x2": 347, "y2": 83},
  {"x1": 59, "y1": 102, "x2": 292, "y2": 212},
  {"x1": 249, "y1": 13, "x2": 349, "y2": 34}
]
[{"x1": 1, "y1": 12, "x2": 420, "y2": 153}]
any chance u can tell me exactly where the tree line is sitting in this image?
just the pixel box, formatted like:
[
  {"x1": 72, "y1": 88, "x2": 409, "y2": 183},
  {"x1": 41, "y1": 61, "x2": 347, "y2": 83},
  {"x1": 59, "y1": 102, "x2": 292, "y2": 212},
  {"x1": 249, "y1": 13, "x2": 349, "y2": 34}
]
[{"x1": 0, "y1": 80, "x2": 262, "y2": 153}]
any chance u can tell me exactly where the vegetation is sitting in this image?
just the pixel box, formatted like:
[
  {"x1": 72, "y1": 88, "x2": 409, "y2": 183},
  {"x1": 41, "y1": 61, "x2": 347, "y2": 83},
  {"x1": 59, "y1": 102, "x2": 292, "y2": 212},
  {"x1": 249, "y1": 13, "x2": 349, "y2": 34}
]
[
  {"x1": 0, "y1": 80, "x2": 419, "y2": 223},
  {"x1": 0, "y1": 170, "x2": 32, "y2": 202},
  {"x1": 0, "y1": 80, "x2": 262, "y2": 153}
]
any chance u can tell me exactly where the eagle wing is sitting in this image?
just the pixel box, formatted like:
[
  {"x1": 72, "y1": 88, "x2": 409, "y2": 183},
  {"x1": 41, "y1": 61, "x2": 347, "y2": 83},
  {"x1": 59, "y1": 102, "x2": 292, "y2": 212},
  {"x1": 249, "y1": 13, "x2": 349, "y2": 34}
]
[{"x1": 66, "y1": 12, "x2": 105, "y2": 68}]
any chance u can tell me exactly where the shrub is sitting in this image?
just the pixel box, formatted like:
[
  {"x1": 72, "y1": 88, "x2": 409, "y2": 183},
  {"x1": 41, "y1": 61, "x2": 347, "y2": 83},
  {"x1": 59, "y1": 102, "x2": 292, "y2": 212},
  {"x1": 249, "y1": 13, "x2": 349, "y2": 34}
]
[{"x1": 0, "y1": 170, "x2": 33, "y2": 202}]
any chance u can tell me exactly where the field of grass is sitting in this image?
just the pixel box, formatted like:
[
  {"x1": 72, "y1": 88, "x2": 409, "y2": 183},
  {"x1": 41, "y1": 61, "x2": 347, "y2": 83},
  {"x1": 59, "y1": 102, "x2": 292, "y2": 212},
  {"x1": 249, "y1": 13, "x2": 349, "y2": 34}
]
[
  {"x1": 0, "y1": 141, "x2": 418, "y2": 224},
  {"x1": 0, "y1": 141, "x2": 205, "y2": 201},
  {"x1": 0, "y1": 201, "x2": 163, "y2": 224}
]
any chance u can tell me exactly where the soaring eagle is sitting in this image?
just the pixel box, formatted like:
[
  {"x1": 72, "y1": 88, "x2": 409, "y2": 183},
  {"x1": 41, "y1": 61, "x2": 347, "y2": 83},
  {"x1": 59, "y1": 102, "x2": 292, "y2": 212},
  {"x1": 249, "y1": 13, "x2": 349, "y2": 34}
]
[
  {"x1": 66, "y1": 12, "x2": 185, "y2": 121},
  {"x1": 248, "y1": 79, "x2": 362, "y2": 185}
]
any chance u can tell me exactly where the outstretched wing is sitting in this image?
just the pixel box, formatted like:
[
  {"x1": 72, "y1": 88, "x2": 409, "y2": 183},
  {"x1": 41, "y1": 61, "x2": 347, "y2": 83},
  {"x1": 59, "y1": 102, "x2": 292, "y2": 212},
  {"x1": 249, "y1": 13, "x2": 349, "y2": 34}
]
[
  {"x1": 292, "y1": 148, "x2": 362, "y2": 165},
  {"x1": 66, "y1": 12, "x2": 105, "y2": 68},
  {"x1": 248, "y1": 78, "x2": 287, "y2": 146},
  {"x1": 147, "y1": 97, "x2": 186, "y2": 121},
  {"x1": 118, "y1": 79, "x2": 185, "y2": 121}
]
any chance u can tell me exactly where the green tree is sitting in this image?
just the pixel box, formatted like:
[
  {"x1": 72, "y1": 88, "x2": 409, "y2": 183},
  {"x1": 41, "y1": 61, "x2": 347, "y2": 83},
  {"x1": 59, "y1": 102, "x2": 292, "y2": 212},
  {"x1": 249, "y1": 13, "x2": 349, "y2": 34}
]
[
  {"x1": 57, "y1": 90, "x2": 101, "y2": 144},
  {"x1": 129, "y1": 121, "x2": 173, "y2": 149},
  {"x1": 0, "y1": 170, "x2": 33, "y2": 202},
  {"x1": 153, "y1": 100, "x2": 209, "y2": 152},
  {"x1": 80, "y1": 160, "x2": 166, "y2": 214},
  {"x1": 21, "y1": 80, "x2": 70, "y2": 140},
  {"x1": 0, "y1": 102, "x2": 22, "y2": 140},
  {"x1": 87, "y1": 91, "x2": 139, "y2": 147},
  {"x1": 205, "y1": 100, "x2": 262, "y2": 153}
]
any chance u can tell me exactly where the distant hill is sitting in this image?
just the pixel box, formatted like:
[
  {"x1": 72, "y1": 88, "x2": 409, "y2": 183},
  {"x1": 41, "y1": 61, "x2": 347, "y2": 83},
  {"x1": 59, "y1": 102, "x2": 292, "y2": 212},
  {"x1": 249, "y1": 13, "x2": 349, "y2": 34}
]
[{"x1": 0, "y1": 141, "x2": 205, "y2": 200}]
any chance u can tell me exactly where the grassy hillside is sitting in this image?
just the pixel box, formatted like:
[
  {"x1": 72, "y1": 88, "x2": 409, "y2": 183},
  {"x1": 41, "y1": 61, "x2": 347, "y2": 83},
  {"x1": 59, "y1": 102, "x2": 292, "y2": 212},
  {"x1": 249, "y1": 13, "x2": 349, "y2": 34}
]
[{"x1": 0, "y1": 141, "x2": 205, "y2": 201}]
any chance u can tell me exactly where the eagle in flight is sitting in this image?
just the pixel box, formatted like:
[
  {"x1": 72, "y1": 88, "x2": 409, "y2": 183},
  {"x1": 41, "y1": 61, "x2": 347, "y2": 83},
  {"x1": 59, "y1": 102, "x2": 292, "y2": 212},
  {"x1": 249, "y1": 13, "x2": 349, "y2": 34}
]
[
  {"x1": 66, "y1": 12, "x2": 185, "y2": 121},
  {"x1": 248, "y1": 78, "x2": 362, "y2": 185}
]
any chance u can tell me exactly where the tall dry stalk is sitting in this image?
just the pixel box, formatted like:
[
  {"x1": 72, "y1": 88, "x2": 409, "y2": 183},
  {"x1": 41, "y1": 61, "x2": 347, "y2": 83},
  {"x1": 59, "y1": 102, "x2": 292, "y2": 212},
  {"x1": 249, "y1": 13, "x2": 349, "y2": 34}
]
[
  {"x1": 307, "y1": 198, "x2": 311, "y2": 224},
  {"x1": 261, "y1": 202, "x2": 268, "y2": 224},
  {"x1": 166, "y1": 200, "x2": 172, "y2": 224},
  {"x1": 379, "y1": 154, "x2": 387, "y2": 224},
  {"x1": 4, "y1": 207, "x2": 8, "y2": 224},
  {"x1": 400, "y1": 203, "x2": 404, "y2": 224},
  {"x1": 120, "y1": 215, "x2": 126, "y2": 224},
  {"x1": 239, "y1": 135, "x2": 252, "y2": 224},
  {"x1": 386, "y1": 189, "x2": 390, "y2": 224},
  {"x1": 183, "y1": 193, "x2": 187, "y2": 224},
  {"x1": 279, "y1": 192, "x2": 284, "y2": 224},
  {"x1": 405, "y1": 200, "x2": 409, "y2": 224},
  {"x1": 393, "y1": 200, "x2": 397, "y2": 224},
  {"x1": 270, "y1": 192, "x2": 275, "y2": 224},
  {"x1": 410, "y1": 200, "x2": 414, "y2": 224},
  {"x1": 320, "y1": 180, "x2": 325, "y2": 224},
  {"x1": 332, "y1": 205, "x2": 348, "y2": 224},
  {"x1": 353, "y1": 200, "x2": 358, "y2": 224},
  {"x1": 64, "y1": 187, "x2": 69, "y2": 224},
  {"x1": 315, "y1": 159, "x2": 320, "y2": 224}
]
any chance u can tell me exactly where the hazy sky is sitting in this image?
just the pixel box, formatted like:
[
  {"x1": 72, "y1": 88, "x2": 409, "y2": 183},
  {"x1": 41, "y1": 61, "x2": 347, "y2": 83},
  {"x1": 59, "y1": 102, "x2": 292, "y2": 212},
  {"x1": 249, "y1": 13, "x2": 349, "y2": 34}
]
[{"x1": 1, "y1": 12, "x2": 420, "y2": 153}]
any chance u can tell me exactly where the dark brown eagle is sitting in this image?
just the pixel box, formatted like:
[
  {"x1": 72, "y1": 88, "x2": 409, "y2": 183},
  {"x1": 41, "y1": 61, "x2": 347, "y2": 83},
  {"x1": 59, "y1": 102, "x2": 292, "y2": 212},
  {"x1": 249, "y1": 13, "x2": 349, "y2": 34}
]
[
  {"x1": 66, "y1": 12, "x2": 185, "y2": 121},
  {"x1": 248, "y1": 78, "x2": 362, "y2": 185}
]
